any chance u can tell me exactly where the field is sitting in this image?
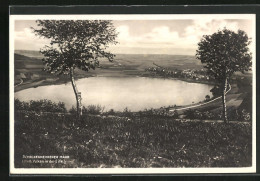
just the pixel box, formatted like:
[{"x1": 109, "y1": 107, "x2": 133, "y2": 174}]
[{"x1": 15, "y1": 112, "x2": 252, "y2": 168}]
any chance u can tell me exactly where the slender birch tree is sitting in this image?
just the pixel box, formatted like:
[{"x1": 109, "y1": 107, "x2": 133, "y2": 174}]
[
  {"x1": 33, "y1": 20, "x2": 118, "y2": 117},
  {"x1": 196, "y1": 28, "x2": 252, "y2": 123}
]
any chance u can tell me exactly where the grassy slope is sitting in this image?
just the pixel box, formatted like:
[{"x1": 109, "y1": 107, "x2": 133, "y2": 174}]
[
  {"x1": 180, "y1": 73, "x2": 252, "y2": 114},
  {"x1": 15, "y1": 112, "x2": 252, "y2": 168}
]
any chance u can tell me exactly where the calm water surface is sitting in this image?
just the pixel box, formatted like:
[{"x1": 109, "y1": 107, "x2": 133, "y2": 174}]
[{"x1": 15, "y1": 77, "x2": 213, "y2": 111}]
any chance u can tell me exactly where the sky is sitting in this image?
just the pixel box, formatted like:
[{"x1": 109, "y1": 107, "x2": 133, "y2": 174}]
[{"x1": 13, "y1": 17, "x2": 254, "y2": 55}]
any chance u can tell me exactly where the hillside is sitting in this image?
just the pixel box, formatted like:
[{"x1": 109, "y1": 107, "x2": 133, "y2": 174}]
[
  {"x1": 15, "y1": 111, "x2": 252, "y2": 168},
  {"x1": 14, "y1": 50, "x2": 201, "y2": 68},
  {"x1": 14, "y1": 50, "x2": 202, "y2": 76},
  {"x1": 14, "y1": 53, "x2": 42, "y2": 67},
  {"x1": 15, "y1": 50, "x2": 44, "y2": 58}
]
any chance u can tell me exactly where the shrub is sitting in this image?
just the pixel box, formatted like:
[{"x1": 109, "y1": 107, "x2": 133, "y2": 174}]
[
  {"x1": 184, "y1": 109, "x2": 196, "y2": 119},
  {"x1": 14, "y1": 99, "x2": 30, "y2": 111},
  {"x1": 229, "y1": 109, "x2": 251, "y2": 122},
  {"x1": 122, "y1": 107, "x2": 132, "y2": 117},
  {"x1": 69, "y1": 106, "x2": 77, "y2": 114},
  {"x1": 205, "y1": 95, "x2": 211, "y2": 101},
  {"x1": 15, "y1": 99, "x2": 66, "y2": 113},
  {"x1": 82, "y1": 105, "x2": 104, "y2": 115},
  {"x1": 138, "y1": 108, "x2": 178, "y2": 118},
  {"x1": 210, "y1": 86, "x2": 222, "y2": 98},
  {"x1": 201, "y1": 111, "x2": 215, "y2": 119},
  {"x1": 184, "y1": 109, "x2": 217, "y2": 120},
  {"x1": 69, "y1": 105, "x2": 104, "y2": 115},
  {"x1": 184, "y1": 108, "x2": 251, "y2": 122},
  {"x1": 107, "y1": 109, "x2": 115, "y2": 115}
]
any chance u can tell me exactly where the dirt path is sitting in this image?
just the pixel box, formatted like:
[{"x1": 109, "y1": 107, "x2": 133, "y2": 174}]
[
  {"x1": 169, "y1": 84, "x2": 232, "y2": 112},
  {"x1": 14, "y1": 79, "x2": 23, "y2": 87},
  {"x1": 15, "y1": 79, "x2": 46, "y2": 92}
]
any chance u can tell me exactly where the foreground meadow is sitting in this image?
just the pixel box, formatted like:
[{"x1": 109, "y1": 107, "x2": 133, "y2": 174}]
[{"x1": 15, "y1": 111, "x2": 252, "y2": 168}]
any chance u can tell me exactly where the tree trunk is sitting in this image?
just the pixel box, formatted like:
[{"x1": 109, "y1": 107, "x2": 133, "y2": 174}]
[
  {"x1": 222, "y1": 78, "x2": 228, "y2": 123},
  {"x1": 70, "y1": 68, "x2": 82, "y2": 117}
]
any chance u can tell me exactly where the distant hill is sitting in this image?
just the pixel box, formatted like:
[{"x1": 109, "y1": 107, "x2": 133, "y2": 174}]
[
  {"x1": 15, "y1": 53, "x2": 39, "y2": 61},
  {"x1": 14, "y1": 53, "x2": 43, "y2": 70},
  {"x1": 14, "y1": 50, "x2": 203, "y2": 71},
  {"x1": 14, "y1": 51, "x2": 205, "y2": 90},
  {"x1": 112, "y1": 54, "x2": 202, "y2": 70},
  {"x1": 15, "y1": 50, "x2": 44, "y2": 58}
]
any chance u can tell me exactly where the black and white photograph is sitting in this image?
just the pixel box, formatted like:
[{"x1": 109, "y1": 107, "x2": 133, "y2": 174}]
[{"x1": 9, "y1": 14, "x2": 256, "y2": 174}]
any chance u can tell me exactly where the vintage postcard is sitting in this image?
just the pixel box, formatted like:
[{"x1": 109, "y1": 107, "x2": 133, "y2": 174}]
[{"x1": 9, "y1": 14, "x2": 256, "y2": 174}]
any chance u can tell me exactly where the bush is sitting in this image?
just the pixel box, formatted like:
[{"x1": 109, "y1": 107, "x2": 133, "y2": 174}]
[
  {"x1": 69, "y1": 105, "x2": 104, "y2": 115},
  {"x1": 69, "y1": 106, "x2": 77, "y2": 114},
  {"x1": 184, "y1": 108, "x2": 251, "y2": 122},
  {"x1": 210, "y1": 86, "x2": 222, "y2": 98},
  {"x1": 122, "y1": 107, "x2": 132, "y2": 117},
  {"x1": 138, "y1": 108, "x2": 178, "y2": 118},
  {"x1": 205, "y1": 95, "x2": 211, "y2": 101},
  {"x1": 15, "y1": 99, "x2": 30, "y2": 111},
  {"x1": 107, "y1": 109, "x2": 115, "y2": 115},
  {"x1": 229, "y1": 109, "x2": 251, "y2": 122},
  {"x1": 15, "y1": 99, "x2": 66, "y2": 113},
  {"x1": 184, "y1": 109, "x2": 196, "y2": 119},
  {"x1": 184, "y1": 109, "x2": 219, "y2": 120},
  {"x1": 82, "y1": 105, "x2": 104, "y2": 115}
]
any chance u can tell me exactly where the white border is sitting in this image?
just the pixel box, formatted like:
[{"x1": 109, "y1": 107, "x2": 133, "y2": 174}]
[{"x1": 9, "y1": 14, "x2": 256, "y2": 174}]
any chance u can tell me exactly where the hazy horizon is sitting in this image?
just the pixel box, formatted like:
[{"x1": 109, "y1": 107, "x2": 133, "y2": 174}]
[
  {"x1": 14, "y1": 17, "x2": 254, "y2": 55},
  {"x1": 14, "y1": 49, "x2": 197, "y2": 56}
]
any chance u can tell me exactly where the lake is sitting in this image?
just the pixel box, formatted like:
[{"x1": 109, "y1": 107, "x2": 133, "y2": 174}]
[{"x1": 15, "y1": 77, "x2": 213, "y2": 112}]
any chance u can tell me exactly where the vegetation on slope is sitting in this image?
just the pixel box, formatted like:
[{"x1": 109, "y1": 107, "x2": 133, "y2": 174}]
[{"x1": 15, "y1": 111, "x2": 252, "y2": 168}]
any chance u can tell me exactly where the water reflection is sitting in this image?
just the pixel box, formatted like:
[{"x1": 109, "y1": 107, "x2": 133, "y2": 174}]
[{"x1": 15, "y1": 77, "x2": 213, "y2": 111}]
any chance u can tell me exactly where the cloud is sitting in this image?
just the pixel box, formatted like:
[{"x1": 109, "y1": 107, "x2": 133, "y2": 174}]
[
  {"x1": 113, "y1": 19, "x2": 244, "y2": 55},
  {"x1": 116, "y1": 25, "x2": 180, "y2": 49},
  {"x1": 14, "y1": 28, "x2": 50, "y2": 50},
  {"x1": 184, "y1": 19, "x2": 239, "y2": 42},
  {"x1": 142, "y1": 26, "x2": 179, "y2": 43},
  {"x1": 117, "y1": 25, "x2": 130, "y2": 40},
  {"x1": 15, "y1": 19, "x2": 251, "y2": 55}
]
